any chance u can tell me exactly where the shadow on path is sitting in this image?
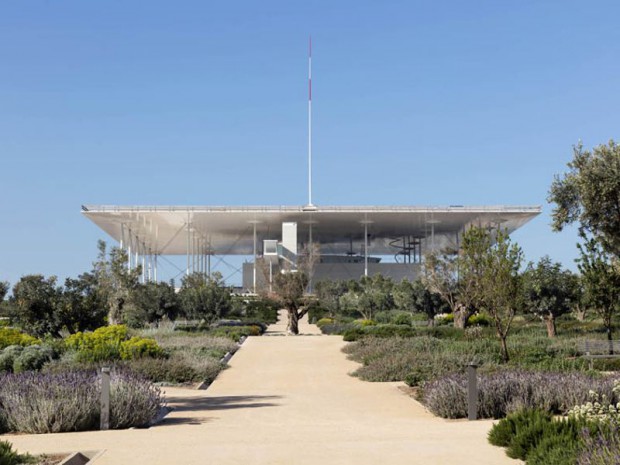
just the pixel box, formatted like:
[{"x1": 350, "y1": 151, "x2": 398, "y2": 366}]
[{"x1": 155, "y1": 395, "x2": 283, "y2": 427}]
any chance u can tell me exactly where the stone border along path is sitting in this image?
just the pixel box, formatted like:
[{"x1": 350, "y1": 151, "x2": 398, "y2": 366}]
[{"x1": 5, "y1": 312, "x2": 521, "y2": 464}]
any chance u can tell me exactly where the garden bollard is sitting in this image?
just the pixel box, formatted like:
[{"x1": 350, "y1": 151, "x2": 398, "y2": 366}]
[
  {"x1": 467, "y1": 363, "x2": 478, "y2": 421},
  {"x1": 101, "y1": 367, "x2": 110, "y2": 430}
]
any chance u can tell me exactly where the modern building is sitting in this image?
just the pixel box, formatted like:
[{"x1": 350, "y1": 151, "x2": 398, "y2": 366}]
[{"x1": 82, "y1": 204, "x2": 540, "y2": 292}]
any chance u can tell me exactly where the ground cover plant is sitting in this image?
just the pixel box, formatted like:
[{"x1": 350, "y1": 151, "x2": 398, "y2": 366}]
[
  {"x1": 340, "y1": 318, "x2": 602, "y2": 386},
  {"x1": 0, "y1": 440, "x2": 34, "y2": 465},
  {"x1": 0, "y1": 370, "x2": 161, "y2": 434}
]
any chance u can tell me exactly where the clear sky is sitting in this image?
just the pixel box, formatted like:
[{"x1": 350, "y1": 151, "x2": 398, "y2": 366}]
[{"x1": 1, "y1": 1, "x2": 618, "y2": 286}]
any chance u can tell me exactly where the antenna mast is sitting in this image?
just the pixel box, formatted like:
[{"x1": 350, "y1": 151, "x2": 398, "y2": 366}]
[{"x1": 307, "y1": 35, "x2": 314, "y2": 207}]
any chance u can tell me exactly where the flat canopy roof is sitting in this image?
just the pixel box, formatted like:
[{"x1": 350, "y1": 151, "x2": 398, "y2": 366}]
[{"x1": 82, "y1": 205, "x2": 541, "y2": 256}]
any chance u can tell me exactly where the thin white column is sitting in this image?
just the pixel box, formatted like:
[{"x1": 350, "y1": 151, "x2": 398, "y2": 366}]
[
  {"x1": 252, "y1": 222, "x2": 257, "y2": 294},
  {"x1": 186, "y1": 220, "x2": 191, "y2": 276},
  {"x1": 127, "y1": 228, "x2": 132, "y2": 272},
  {"x1": 134, "y1": 234, "x2": 139, "y2": 275},
  {"x1": 364, "y1": 222, "x2": 368, "y2": 277},
  {"x1": 141, "y1": 242, "x2": 146, "y2": 283}
]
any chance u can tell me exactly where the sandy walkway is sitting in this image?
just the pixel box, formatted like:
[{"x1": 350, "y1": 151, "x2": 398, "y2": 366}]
[{"x1": 4, "y1": 313, "x2": 519, "y2": 464}]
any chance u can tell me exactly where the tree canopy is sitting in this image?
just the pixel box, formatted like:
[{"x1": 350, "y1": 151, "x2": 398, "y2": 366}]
[{"x1": 548, "y1": 140, "x2": 620, "y2": 257}]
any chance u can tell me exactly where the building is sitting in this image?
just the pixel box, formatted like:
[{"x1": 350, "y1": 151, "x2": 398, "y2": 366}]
[{"x1": 82, "y1": 204, "x2": 540, "y2": 292}]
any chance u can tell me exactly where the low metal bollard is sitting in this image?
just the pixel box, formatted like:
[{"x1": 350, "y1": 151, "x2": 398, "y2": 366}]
[
  {"x1": 101, "y1": 367, "x2": 110, "y2": 430},
  {"x1": 467, "y1": 362, "x2": 478, "y2": 421}
]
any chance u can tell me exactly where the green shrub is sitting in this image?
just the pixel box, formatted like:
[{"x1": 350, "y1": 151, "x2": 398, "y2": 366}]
[
  {"x1": 0, "y1": 328, "x2": 39, "y2": 350},
  {"x1": 12, "y1": 345, "x2": 55, "y2": 373},
  {"x1": 308, "y1": 306, "x2": 328, "y2": 323},
  {"x1": 127, "y1": 354, "x2": 223, "y2": 384},
  {"x1": 506, "y1": 411, "x2": 555, "y2": 460},
  {"x1": 435, "y1": 313, "x2": 453, "y2": 325},
  {"x1": 0, "y1": 440, "x2": 34, "y2": 465},
  {"x1": 320, "y1": 322, "x2": 356, "y2": 336},
  {"x1": 316, "y1": 318, "x2": 335, "y2": 327},
  {"x1": 65, "y1": 325, "x2": 162, "y2": 362},
  {"x1": 355, "y1": 319, "x2": 377, "y2": 327},
  {"x1": 119, "y1": 337, "x2": 163, "y2": 360},
  {"x1": 343, "y1": 327, "x2": 364, "y2": 341},
  {"x1": 488, "y1": 409, "x2": 552, "y2": 448},
  {"x1": 468, "y1": 313, "x2": 491, "y2": 327},
  {"x1": 526, "y1": 431, "x2": 580, "y2": 465},
  {"x1": 489, "y1": 408, "x2": 596, "y2": 465},
  {"x1": 391, "y1": 313, "x2": 412, "y2": 326},
  {"x1": 209, "y1": 325, "x2": 262, "y2": 340},
  {"x1": 0, "y1": 346, "x2": 22, "y2": 373}
]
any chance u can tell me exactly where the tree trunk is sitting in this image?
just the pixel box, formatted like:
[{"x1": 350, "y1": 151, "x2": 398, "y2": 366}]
[
  {"x1": 499, "y1": 334, "x2": 510, "y2": 363},
  {"x1": 575, "y1": 306, "x2": 587, "y2": 322},
  {"x1": 544, "y1": 315, "x2": 557, "y2": 338},
  {"x1": 607, "y1": 323, "x2": 614, "y2": 355},
  {"x1": 287, "y1": 309, "x2": 300, "y2": 335},
  {"x1": 453, "y1": 305, "x2": 471, "y2": 329}
]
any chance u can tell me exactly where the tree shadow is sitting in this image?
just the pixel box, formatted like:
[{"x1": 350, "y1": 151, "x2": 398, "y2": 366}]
[{"x1": 155, "y1": 394, "x2": 283, "y2": 427}]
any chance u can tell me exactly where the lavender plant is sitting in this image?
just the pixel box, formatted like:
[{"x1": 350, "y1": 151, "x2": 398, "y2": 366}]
[
  {"x1": 422, "y1": 370, "x2": 619, "y2": 419},
  {"x1": 0, "y1": 370, "x2": 162, "y2": 433},
  {"x1": 0, "y1": 372, "x2": 99, "y2": 433},
  {"x1": 109, "y1": 369, "x2": 162, "y2": 429},
  {"x1": 577, "y1": 425, "x2": 620, "y2": 465}
]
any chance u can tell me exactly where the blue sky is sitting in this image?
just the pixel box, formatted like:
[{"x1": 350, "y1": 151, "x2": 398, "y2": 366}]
[{"x1": 1, "y1": 1, "x2": 618, "y2": 286}]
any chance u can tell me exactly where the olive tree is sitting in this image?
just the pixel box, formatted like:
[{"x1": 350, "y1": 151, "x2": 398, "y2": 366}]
[
  {"x1": 10, "y1": 275, "x2": 62, "y2": 337},
  {"x1": 91, "y1": 240, "x2": 141, "y2": 325},
  {"x1": 522, "y1": 256, "x2": 579, "y2": 337},
  {"x1": 549, "y1": 140, "x2": 620, "y2": 258},
  {"x1": 273, "y1": 271, "x2": 310, "y2": 335},
  {"x1": 178, "y1": 272, "x2": 231, "y2": 323},
  {"x1": 577, "y1": 234, "x2": 620, "y2": 342},
  {"x1": 423, "y1": 226, "x2": 489, "y2": 329},
  {"x1": 393, "y1": 279, "x2": 446, "y2": 325},
  {"x1": 478, "y1": 228, "x2": 524, "y2": 363},
  {"x1": 339, "y1": 274, "x2": 394, "y2": 321}
]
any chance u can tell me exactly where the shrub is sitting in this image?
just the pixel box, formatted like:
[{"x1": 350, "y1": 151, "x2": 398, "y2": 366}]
[
  {"x1": 0, "y1": 346, "x2": 22, "y2": 373},
  {"x1": 345, "y1": 335, "x2": 499, "y2": 386},
  {"x1": 577, "y1": 424, "x2": 620, "y2": 465},
  {"x1": 434, "y1": 313, "x2": 453, "y2": 325},
  {"x1": 316, "y1": 318, "x2": 335, "y2": 327},
  {"x1": 468, "y1": 313, "x2": 491, "y2": 327},
  {"x1": 0, "y1": 370, "x2": 162, "y2": 433},
  {"x1": 12, "y1": 345, "x2": 55, "y2": 373},
  {"x1": 355, "y1": 319, "x2": 377, "y2": 327},
  {"x1": 0, "y1": 440, "x2": 34, "y2": 465},
  {"x1": 119, "y1": 337, "x2": 163, "y2": 360},
  {"x1": 422, "y1": 370, "x2": 619, "y2": 419},
  {"x1": 320, "y1": 322, "x2": 356, "y2": 336},
  {"x1": 108, "y1": 369, "x2": 162, "y2": 429},
  {"x1": 0, "y1": 371, "x2": 99, "y2": 433},
  {"x1": 65, "y1": 325, "x2": 128, "y2": 362},
  {"x1": 128, "y1": 354, "x2": 222, "y2": 385},
  {"x1": 488, "y1": 408, "x2": 553, "y2": 448},
  {"x1": 0, "y1": 328, "x2": 39, "y2": 350},
  {"x1": 209, "y1": 325, "x2": 262, "y2": 340},
  {"x1": 489, "y1": 408, "x2": 587, "y2": 464},
  {"x1": 391, "y1": 313, "x2": 412, "y2": 326},
  {"x1": 65, "y1": 325, "x2": 163, "y2": 363}
]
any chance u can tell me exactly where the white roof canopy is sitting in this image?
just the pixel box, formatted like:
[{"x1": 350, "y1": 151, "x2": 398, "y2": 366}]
[{"x1": 82, "y1": 205, "x2": 541, "y2": 256}]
